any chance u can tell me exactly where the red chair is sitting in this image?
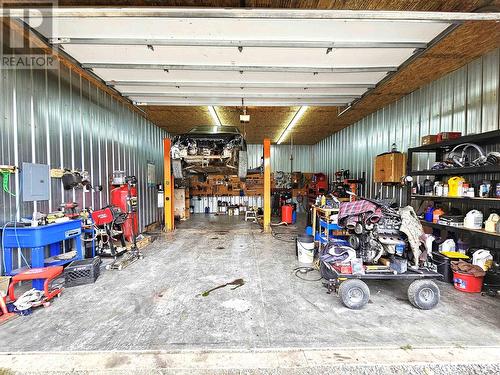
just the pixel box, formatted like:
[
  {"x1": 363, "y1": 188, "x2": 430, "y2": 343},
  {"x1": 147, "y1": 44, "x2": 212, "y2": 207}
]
[{"x1": 8, "y1": 266, "x2": 64, "y2": 302}]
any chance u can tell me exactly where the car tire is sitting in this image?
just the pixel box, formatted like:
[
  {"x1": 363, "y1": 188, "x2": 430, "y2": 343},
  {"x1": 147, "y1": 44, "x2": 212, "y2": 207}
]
[
  {"x1": 172, "y1": 159, "x2": 184, "y2": 179},
  {"x1": 338, "y1": 279, "x2": 370, "y2": 310},
  {"x1": 407, "y1": 279, "x2": 440, "y2": 310},
  {"x1": 238, "y1": 150, "x2": 248, "y2": 180}
]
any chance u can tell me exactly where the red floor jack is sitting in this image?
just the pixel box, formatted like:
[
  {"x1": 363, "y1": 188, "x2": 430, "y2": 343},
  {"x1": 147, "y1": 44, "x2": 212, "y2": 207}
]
[{"x1": 106, "y1": 176, "x2": 143, "y2": 270}]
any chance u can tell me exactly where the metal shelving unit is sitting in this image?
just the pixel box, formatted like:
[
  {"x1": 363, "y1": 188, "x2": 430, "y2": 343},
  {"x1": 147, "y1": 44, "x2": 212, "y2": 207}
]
[
  {"x1": 407, "y1": 130, "x2": 500, "y2": 243},
  {"x1": 409, "y1": 165, "x2": 500, "y2": 176},
  {"x1": 411, "y1": 195, "x2": 500, "y2": 203},
  {"x1": 419, "y1": 220, "x2": 500, "y2": 241}
]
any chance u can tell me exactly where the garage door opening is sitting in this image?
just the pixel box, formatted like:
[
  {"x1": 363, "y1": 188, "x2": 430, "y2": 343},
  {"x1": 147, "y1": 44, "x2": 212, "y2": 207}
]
[{"x1": 1, "y1": 4, "x2": 500, "y2": 374}]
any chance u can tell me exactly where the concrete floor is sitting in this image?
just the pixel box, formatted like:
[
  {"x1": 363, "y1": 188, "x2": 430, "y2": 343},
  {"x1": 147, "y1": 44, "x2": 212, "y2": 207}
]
[{"x1": 1, "y1": 214, "x2": 499, "y2": 372}]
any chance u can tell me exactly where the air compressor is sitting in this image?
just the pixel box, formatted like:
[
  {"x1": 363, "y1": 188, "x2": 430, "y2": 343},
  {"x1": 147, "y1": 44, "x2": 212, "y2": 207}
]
[{"x1": 110, "y1": 175, "x2": 138, "y2": 242}]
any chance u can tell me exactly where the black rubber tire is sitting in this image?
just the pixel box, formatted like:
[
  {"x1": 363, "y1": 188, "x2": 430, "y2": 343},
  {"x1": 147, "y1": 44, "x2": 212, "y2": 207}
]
[
  {"x1": 407, "y1": 279, "x2": 440, "y2": 310},
  {"x1": 338, "y1": 279, "x2": 370, "y2": 310}
]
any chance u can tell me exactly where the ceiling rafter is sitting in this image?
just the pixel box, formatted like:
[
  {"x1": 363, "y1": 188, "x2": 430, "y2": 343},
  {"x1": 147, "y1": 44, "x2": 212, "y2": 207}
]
[
  {"x1": 106, "y1": 81, "x2": 377, "y2": 89},
  {"x1": 82, "y1": 63, "x2": 399, "y2": 73},
  {"x1": 50, "y1": 38, "x2": 428, "y2": 49}
]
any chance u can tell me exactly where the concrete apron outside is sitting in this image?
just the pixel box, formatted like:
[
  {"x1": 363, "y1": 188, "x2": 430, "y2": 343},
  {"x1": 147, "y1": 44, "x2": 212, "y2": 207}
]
[{"x1": 1, "y1": 346, "x2": 500, "y2": 373}]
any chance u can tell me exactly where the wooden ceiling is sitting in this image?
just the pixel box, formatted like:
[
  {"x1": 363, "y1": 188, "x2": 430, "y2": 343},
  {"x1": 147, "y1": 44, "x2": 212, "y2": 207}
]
[
  {"x1": 141, "y1": 105, "x2": 345, "y2": 144},
  {"x1": 43, "y1": 1, "x2": 499, "y2": 12},
  {"x1": 13, "y1": 0, "x2": 500, "y2": 144}
]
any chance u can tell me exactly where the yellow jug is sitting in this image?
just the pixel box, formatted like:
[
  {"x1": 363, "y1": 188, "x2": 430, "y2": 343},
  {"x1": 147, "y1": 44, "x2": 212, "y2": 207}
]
[{"x1": 448, "y1": 176, "x2": 465, "y2": 197}]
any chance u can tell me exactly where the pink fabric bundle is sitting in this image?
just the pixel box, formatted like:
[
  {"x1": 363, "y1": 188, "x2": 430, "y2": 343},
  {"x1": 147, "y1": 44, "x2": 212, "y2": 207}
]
[{"x1": 338, "y1": 200, "x2": 382, "y2": 228}]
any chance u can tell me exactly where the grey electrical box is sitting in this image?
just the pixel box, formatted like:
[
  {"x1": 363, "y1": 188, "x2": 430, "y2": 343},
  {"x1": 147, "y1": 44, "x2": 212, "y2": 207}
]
[{"x1": 21, "y1": 162, "x2": 50, "y2": 202}]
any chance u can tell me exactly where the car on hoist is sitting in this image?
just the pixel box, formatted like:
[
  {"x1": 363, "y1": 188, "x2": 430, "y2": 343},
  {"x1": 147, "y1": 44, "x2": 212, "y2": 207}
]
[{"x1": 171, "y1": 125, "x2": 248, "y2": 181}]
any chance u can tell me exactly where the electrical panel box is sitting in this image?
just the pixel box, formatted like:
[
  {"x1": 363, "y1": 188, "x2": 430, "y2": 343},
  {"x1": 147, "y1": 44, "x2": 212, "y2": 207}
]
[
  {"x1": 21, "y1": 162, "x2": 50, "y2": 201},
  {"x1": 374, "y1": 153, "x2": 406, "y2": 184}
]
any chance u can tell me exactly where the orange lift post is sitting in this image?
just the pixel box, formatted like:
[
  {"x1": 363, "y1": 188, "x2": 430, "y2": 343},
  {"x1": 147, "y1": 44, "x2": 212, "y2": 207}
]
[
  {"x1": 163, "y1": 138, "x2": 174, "y2": 231},
  {"x1": 263, "y1": 138, "x2": 271, "y2": 233}
]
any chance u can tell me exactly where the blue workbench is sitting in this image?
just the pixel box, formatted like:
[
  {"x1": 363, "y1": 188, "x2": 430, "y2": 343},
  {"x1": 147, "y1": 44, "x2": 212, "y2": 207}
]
[{"x1": 2, "y1": 220, "x2": 83, "y2": 290}]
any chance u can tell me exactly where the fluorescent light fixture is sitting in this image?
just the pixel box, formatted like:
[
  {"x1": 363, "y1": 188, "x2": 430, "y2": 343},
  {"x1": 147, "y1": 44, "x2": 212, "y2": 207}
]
[
  {"x1": 208, "y1": 106, "x2": 221, "y2": 126},
  {"x1": 277, "y1": 106, "x2": 308, "y2": 144}
]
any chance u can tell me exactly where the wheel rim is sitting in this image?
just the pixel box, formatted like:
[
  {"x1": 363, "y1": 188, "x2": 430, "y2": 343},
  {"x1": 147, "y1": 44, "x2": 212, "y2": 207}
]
[
  {"x1": 418, "y1": 287, "x2": 435, "y2": 303},
  {"x1": 348, "y1": 287, "x2": 364, "y2": 304}
]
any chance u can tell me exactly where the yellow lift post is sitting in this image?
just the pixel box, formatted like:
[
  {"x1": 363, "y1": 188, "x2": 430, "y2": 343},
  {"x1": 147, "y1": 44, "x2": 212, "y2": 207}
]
[
  {"x1": 263, "y1": 138, "x2": 271, "y2": 233},
  {"x1": 163, "y1": 138, "x2": 174, "y2": 231}
]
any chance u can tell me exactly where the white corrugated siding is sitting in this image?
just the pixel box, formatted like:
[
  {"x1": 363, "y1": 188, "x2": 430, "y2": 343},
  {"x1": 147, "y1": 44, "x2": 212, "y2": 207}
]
[
  {"x1": 247, "y1": 144, "x2": 314, "y2": 172},
  {"x1": 314, "y1": 48, "x2": 500, "y2": 205},
  {"x1": 0, "y1": 64, "x2": 168, "y2": 274}
]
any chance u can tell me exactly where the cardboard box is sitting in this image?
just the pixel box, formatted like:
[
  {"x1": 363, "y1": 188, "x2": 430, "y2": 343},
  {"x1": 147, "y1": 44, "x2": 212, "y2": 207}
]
[
  {"x1": 437, "y1": 132, "x2": 462, "y2": 142},
  {"x1": 421, "y1": 135, "x2": 438, "y2": 145}
]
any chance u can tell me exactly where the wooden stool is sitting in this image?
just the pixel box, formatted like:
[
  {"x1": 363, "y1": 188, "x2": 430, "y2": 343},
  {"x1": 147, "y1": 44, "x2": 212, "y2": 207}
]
[{"x1": 8, "y1": 266, "x2": 64, "y2": 302}]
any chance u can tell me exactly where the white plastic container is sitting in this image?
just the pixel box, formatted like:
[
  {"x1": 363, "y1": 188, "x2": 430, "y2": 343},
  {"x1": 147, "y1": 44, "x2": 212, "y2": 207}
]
[
  {"x1": 472, "y1": 249, "x2": 493, "y2": 271},
  {"x1": 297, "y1": 235, "x2": 315, "y2": 265},
  {"x1": 464, "y1": 210, "x2": 483, "y2": 229},
  {"x1": 439, "y1": 239, "x2": 456, "y2": 253}
]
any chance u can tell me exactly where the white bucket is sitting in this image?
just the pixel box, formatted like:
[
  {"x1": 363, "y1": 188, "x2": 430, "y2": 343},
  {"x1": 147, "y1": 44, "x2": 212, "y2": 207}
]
[{"x1": 297, "y1": 235, "x2": 315, "y2": 265}]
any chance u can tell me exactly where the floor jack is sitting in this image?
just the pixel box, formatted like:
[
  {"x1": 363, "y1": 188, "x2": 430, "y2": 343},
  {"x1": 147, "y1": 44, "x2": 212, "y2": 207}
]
[{"x1": 106, "y1": 176, "x2": 143, "y2": 271}]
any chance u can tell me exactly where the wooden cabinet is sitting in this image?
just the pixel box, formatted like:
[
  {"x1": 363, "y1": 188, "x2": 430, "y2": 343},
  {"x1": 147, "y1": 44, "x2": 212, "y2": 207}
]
[{"x1": 374, "y1": 152, "x2": 406, "y2": 183}]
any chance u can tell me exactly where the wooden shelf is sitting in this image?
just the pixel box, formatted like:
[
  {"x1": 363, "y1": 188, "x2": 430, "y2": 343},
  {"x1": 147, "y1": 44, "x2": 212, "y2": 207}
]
[
  {"x1": 411, "y1": 195, "x2": 500, "y2": 203},
  {"x1": 420, "y1": 220, "x2": 500, "y2": 240},
  {"x1": 409, "y1": 165, "x2": 500, "y2": 176}
]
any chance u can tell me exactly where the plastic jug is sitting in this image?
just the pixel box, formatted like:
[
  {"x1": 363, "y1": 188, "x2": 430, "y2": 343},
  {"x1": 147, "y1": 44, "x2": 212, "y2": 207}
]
[
  {"x1": 472, "y1": 249, "x2": 493, "y2": 271},
  {"x1": 439, "y1": 239, "x2": 456, "y2": 253},
  {"x1": 484, "y1": 213, "x2": 499, "y2": 232},
  {"x1": 448, "y1": 176, "x2": 465, "y2": 197},
  {"x1": 464, "y1": 210, "x2": 483, "y2": 229},
  {"x1": 424, "y1": 206, "x2": 435, "y2": 222},
  {"x1": 433, "y1": 207, "x2": 444, "y2": 223}
]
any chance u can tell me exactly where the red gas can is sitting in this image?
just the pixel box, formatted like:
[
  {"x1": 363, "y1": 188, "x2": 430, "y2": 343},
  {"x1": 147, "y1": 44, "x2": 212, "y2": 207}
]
[
  {"x1": 281, "y1": 205, "x2": 293, "y2": 224},
  {"x1": 110, "y1": 185, "x2": 138, "y2": 242}
]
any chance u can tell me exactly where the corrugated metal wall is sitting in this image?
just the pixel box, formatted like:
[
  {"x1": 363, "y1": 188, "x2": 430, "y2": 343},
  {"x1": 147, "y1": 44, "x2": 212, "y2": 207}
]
[
  {"x1": 0, "y1": 65, "x2": 167, "y2": 230},
  {"x1": 247, "y1": 144, "x2": 314, "y2": 172},
  {"x1": 314, "y1": 48, "x2": 500, "y2": 205}
]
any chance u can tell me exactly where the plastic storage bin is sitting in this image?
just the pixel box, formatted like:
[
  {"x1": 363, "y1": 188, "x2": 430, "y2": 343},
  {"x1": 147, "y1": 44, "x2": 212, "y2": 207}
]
[
  {"x1": 453, "y1": 271, "x2": 484, "y2": 293},
  {"x1": 433, "y1": 252, "x2": 453, "y2": 283}
]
